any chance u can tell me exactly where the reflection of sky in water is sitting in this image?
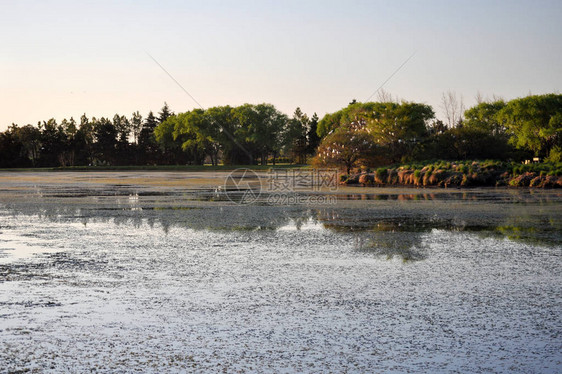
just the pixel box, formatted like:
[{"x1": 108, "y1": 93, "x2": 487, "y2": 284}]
[{"x1": 0, "y1": 232, "x2": 62, "y2": 264}]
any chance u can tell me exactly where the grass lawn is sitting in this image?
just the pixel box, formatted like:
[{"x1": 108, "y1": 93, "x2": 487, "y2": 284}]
[{"x1": 0, "y1": 164, "x2": 310, "y2": 172}]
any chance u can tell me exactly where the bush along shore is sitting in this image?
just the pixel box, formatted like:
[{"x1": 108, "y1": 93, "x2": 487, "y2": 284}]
[{"x1": 341, "y1": 160, "x2": 562, "y2": 188}]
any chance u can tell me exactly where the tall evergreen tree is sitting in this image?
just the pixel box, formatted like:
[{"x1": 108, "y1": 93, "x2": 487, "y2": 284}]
[
  {"x1": 139, "y1": 111, "x2": 159, "y2": 164},
  {"x1": 93, "y1": 117, "x2": 117, "y2": 164},
  {"x1": 139, "y1": 111, "x2": 157, "y2": 144},
  {"x1": 285, "y1": 107, "x2": 309, "y2": 164},
  {"x1": 158, "y1": 102, "x2": 173, "y2": 124},
  {"x1": 307, "y1": 112, "x2": 320, "y2": 155}
]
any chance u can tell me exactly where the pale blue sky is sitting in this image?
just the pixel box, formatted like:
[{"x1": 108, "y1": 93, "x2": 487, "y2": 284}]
[{"x1": 1, "y1": 0, "x2": 561, "y2": 130}]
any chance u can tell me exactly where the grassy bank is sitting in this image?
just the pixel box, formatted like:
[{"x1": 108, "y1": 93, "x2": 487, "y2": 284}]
[
  {"x1": 0, "y1": 164, "x2": 309, "y2": 172},
  {"x1": 342, "y1": 160, "x2": 562, "y2": 188}
]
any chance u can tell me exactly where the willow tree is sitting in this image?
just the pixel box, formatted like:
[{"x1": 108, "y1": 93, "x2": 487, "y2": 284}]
[{"x1": 233, "y1": 103, "x2": 288, "y2": 165}]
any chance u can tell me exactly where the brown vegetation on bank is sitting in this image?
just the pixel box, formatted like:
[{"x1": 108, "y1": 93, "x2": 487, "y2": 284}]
[{"x1": 342, "y1": 161, "x2": 562, "y2": 188}]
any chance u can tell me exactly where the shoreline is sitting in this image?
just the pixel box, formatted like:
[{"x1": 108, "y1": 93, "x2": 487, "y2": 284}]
[
  {"x1": 341, "y1": 160, "x2": 562, "y2": 189},
  {"x1": 0, "y1": 170, "x2": 560, "y2": 193}
]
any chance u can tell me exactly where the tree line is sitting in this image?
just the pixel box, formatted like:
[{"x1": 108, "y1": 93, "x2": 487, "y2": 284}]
[
  {"x1": 0, "y1": 94, "x2": 560, "y2": 169},
  {"x1": 153, "y1": 104, "x2": 319, "y2": 165},
  {"x1": 0, "y1": 103, "x2": 321, "y2": 168},
  {"x1": 0, "y1": 104, "x2": 170, "y2": 168},
  {"x1": 314, "y1": 93, "x2": 561, "y2": 173}
]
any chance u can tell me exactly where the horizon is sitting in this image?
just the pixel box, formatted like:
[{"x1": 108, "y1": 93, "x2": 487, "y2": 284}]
[{"x1": 1, "y1": 0, "x2": 561, "y2": 130}]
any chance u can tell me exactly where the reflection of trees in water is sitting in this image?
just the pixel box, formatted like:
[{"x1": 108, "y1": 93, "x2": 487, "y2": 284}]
[
  {"x1": 315, "y1": 209, "x2": 429, "y2": 261},
  {"x1": 315, "y1": 208, "x2": 471, "y2": 233},
  {"x1": 353, "y1": 232, "x2": 428, "y2": 262},
  {"x1": 314, "y1": 207, "x2": 561, "y2": 252},
  {"x1": 332, "y1": 190, "x2": 562, "y2": 205},
  {"x1": 334, "y1": 193, "x2": 439, "y2": 201},
  {"x1": 493, "y1": 215, "x2": 561, "y2": 247},
  {"x1": 1, "y1": 200, "x2": 313, "y2": 233},
  {"x1": 1, "y1": 197, "x2": 560, "y2": 249}
]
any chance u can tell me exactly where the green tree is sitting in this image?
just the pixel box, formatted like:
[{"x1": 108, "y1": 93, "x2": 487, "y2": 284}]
[
  {"x1": 366, "y1": 102, "x2": 433, "y2": 162},
  {"x1": 113, "y1": 114, "x2": 131, "y2": 144},
  {"x1": 57, "y1": 117, "x2": 81, "y2": 166},
  {"x1": 130, "y1": 111, "x2": 143, "y2": 144},
  {"x1": 464, "y1": 100, "x2": 507, "y2": 135},
  {"x1": 284, "y1": 107, "x2": 309, "y2": 164},
  {"x1": 204, "y1": 105, "x2": 246, "y2": 165},
  {"x1": 61, "y1": 117, "x2": 77, "y2": 137},
  {"x1": 182, "y1": 109, "x2": 225, "y2": 166},
  {"x1": 13, "y1": 124, "x2": 42, "y2": 166},
  {"x1": 317, "y1": 111, "x2": 344, "y2": 138},
  {"x1": 313, "y1": 125, "x2": 375, "y2": 174},
  {"x1": 112, "y1": 114, "x2": 132, "y2": 165},
  {"x1": 139, "y1": 111, "x2": 159, "y2": 164},
  {"x1": 176, "y1": 110, "x2": 215, "y2": 164},
  {"x1": 0, "y1": 125, "x2": 32, "y2": 167},
  {"x1": 158, "y1": 102, "x2": 173, "y2": 124},
  {"x1": 38, "y1": 119, "x2": 67, "y2": 166},
  {"x1": 232, "y1": 103, "x2": 287, "y2": 165},
  {"x1": 317, "y1": 101, "x2": 434, "y2": 163},
  {"x1": 93, "y1": 117, "x2": 117, "y2": 164},
  {"x1": 139, "y1": 111, "x2": 158, "y2": 145},
  {"x1": 78, "y1": 114, "x2": 95, "y2": 165},
  {"x1": 153, "y1": 114, "x2": 195, "y2": 164},
  {"x1": 497, "y1": 94, "x2": 562, "y2": 160},
  {"x1": 307, "y1": 112, "x2": 321, "y2": 155},
  {"x1": 253, "y1": 103, "x2": 287, "y2": 165},
  {"x1": 156, "y1": 110, "x2": 212, "y2": 165}
]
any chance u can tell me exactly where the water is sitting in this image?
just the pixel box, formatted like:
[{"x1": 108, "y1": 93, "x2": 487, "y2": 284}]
[{"x1": 0, "y1": 172, "x2": 561, "y2": 372}]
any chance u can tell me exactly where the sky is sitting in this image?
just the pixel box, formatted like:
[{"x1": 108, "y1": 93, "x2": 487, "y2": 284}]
[{"x1": 1, "y1": 0, "x2": 561, "y2": 130}]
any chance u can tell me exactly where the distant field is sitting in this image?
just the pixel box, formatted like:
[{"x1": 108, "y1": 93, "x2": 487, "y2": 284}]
[{"x1": 0, "y1": 164, "x2": 308, "y2": 172}]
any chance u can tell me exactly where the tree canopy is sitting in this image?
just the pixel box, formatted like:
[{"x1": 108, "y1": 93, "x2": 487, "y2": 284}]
[
  {"x1": 314, "y1": 101, "x2": 434, "y2": 165},
  {"x1": 496, "y1": 94, "x2": 562, "y2": 161},
  {"x1": 153, "y1": 103, "x2": 317, "y2": 166},
  {"x1": 1, "y1": 93, "x2": 561, "y2": 169}
]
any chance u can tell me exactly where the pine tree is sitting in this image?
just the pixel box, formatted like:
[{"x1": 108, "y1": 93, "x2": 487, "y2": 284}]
[
  {"x1": 307, "y1": 112, "x2": 320, "y2": 154},
  {"x1": 158, "y1": 102, "x2": 173, "y2": 124},
  {"x1": 138, "y1": 111, "x2": 159, "y2": 164}
]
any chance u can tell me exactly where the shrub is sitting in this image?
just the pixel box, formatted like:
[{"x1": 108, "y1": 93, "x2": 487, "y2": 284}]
[
  {"x1": 359, "y1": 174, "x2": 374, "y2": 185},
  {"x1": 376, "y1": 167, "x2": 388, "y2": 179},
  {"x1": 347, "y1": 174, "x2": 360, "y2": 184},
  {"x1": 439, "y1": 161, "x2": 451, "y2": 170}
]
